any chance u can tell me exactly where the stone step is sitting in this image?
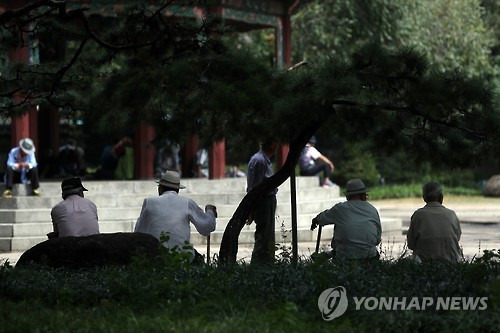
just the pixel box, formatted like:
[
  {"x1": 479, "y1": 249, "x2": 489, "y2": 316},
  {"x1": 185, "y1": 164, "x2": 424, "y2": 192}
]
[
  {"x1": 0, "y1": 217, "x2": 401, "y2": 252},
  {"x1": 0, "y1": 197, "x2": 342, "y2": 224},
  {"x1": 0, "y1": 177, "x2": 328, "y2": 196},
  {"x1": 0, "y1": 186, "x2": 340, "y2": 209},
  {"x1": 0, "y1": 215, "x2": 400, "y2": 241}
]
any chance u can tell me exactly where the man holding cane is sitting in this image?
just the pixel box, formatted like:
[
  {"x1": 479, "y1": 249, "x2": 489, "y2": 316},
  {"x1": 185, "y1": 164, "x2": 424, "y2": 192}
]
[{"x1": 134, "y1": 170, "x2": 217, "y2": 264}]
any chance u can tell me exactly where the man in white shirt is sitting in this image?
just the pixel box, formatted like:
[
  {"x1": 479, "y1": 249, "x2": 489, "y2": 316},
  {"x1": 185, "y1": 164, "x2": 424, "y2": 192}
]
[
  {"x1": 134, "y1": 170, "x2": 217, "y2": 263},
  {"x1": 50, "y1": 177, "x2": 99, "y2": 238}
]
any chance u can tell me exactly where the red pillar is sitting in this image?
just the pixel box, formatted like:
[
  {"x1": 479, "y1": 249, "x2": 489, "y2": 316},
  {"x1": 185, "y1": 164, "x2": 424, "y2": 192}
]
[
  {"x1": 182, "y1": 135, "x2": 199, "y2": 177},
  {"x1": 10, "y1": 71, "x2": 36, "y2": 148},
  {"x1": 205, "y1": 4, "x2": 226, "y2": 179},
  {"x1": 11, "y1": 112, "x2": 30, "y2": 147},
  {"x1": 209, "y1": 140, "x2": 226, "y2": 179},
  {"x1": 276, "y1": 13, "x2": 293, "y2": 167},
  {"x1": 134, "y1": 124, "x2": 155, "y2": 179},
  {"x1": 9, "y1": 0, "x2": 37, "y2": 149}
]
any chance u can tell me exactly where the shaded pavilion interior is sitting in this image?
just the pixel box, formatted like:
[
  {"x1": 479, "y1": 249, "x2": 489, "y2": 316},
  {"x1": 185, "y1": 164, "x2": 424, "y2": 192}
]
[{"x1": 1, "y1": 0, "x2": 308, "y2": 179}]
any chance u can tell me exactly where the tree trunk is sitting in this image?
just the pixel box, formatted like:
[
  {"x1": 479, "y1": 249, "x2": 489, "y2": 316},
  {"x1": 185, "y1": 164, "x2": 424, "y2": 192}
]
[{"x1": 218, "y1": 120, "x2": 325, "y2": 263}]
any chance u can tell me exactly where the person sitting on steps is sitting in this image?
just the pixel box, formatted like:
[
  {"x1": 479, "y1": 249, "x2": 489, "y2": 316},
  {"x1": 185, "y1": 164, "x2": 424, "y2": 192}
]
[
  {"x1": 299, "y1": 136, "x2": 335, "y2": 187},
  {"x1": 3, "y1": 138, "x2": 40, "y2": 198}
]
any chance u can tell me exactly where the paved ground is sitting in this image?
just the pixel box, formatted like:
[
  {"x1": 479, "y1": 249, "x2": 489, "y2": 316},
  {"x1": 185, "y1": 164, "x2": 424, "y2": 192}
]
[{"x1": 2, "y1": 197, "x2": 499, "y2": 265}]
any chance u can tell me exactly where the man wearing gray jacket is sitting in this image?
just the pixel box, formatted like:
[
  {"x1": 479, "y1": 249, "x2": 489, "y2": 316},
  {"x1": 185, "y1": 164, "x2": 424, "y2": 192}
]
[
  {"x1": 407, "y1": 182, "x2": 462, "y2": 262},
  {"x1": 134, "y1": 170, "x2": 216, "y2": 262}
]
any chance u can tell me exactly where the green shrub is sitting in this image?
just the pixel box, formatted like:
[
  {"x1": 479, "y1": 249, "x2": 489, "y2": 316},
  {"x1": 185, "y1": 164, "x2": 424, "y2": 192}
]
[
  {"x1": 1, "y1": 249, "x2": 499, "y2": 332},
  {"x1": 331, "y1": 143, "x2": 380, "y2": 186}
]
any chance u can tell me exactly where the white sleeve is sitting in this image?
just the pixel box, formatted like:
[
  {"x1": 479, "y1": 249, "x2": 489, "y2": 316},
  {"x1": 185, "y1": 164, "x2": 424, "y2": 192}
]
[
  {"x1": 308, "y1": 147, "x2": 321, "y2": 160},
  {"x1": 188, "y1": 200, "x2": 216, "y2": 236}
]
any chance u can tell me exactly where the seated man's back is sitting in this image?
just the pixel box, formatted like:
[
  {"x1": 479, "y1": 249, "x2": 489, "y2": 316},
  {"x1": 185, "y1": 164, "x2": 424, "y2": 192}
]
[
  {"x1": 51, "y1": 195, "x2": 99, "y2": 237},
  {"x1": 407, "y1": 182, "x2": 462, "y2": 262},
  {"x1": 408, "y1": 203, "x2": 462, "y2": 262},
  {"x1": 51, "y1": 177, "x2": 99, "y2": 237}
]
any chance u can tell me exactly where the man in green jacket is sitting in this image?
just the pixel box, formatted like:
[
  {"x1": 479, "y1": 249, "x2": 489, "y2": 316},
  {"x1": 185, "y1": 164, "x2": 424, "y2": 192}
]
[{"x1": 311, "y1": 179, "x2": 382, "y2": 260}]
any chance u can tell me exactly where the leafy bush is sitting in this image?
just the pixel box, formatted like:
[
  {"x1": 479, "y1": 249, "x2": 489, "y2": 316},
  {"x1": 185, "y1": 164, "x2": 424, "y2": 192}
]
[
  {"x1": 1, "y1": 249, "x2": 499, "y2": 332},
  {"x1": 331, "y1": 143, "x2": 380, "y2": 186}
]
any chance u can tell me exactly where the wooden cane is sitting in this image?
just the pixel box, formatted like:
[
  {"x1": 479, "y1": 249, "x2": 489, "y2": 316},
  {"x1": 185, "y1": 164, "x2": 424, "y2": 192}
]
[
  {"x1": 315, "y1": 225, "x2": 323, "y2": 254},
  {"x1": 207, "y1": 234, "x2": 211, "y2": 264}
]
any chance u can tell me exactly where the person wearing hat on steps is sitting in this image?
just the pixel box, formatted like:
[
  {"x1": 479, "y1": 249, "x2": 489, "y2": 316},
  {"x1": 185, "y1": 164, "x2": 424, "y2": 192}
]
[
  {"x1": 311, "y1": 179, "x2": 381, "y2": 260},
  {"x1": 134, "y1": 170, "x2": 217, "y2": 263},
  {"x1": 3, "y1": 138, "x2": 40, "y2": 198},
  {"x1": 299, "y1": 136, "x2": 335, "y2": 187},
  {"x1": 49, "y1": 177, "x2": 99, "y2": 238}
]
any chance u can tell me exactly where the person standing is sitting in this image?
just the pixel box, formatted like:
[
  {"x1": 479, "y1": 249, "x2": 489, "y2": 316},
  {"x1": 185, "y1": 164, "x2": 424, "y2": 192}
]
[
  {"x1": 134, "y1": 170, "x2": 217, "y2": 263},
  {"x1": 311, "y1": 179, "x2": 381, "y2": 260},
  {"x1": 50, "y1": 177, "x2": 99, "y2": 238},
  {"x1": 3, "y1": 138, "x2": 40, "y2": 197},
  {"x1": 246, "y1": 139, "x2": 279, "y2": 264},
  {"x1": 407, "y1": 182, "x2": 462, "y2": 262}
]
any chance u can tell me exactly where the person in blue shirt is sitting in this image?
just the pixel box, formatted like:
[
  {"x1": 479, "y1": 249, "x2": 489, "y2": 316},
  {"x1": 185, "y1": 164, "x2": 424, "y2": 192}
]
[{"x1": 3, "y1": 138, "x2": 40, "y2": 197}]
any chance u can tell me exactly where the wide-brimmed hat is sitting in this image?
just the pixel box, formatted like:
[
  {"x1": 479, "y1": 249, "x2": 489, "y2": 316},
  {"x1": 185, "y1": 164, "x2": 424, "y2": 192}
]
[
  {"x1": 156, "y1": 170, "x2": 185, "y2": 189},
  {"x1": 61, "y1": 177, "x2": 88, "y2": 196},
  {"x1": 345, "y1": 179, "x2": 368, "y2": 196},
  {"x1": 19, "y1": 138, "x2": 35, "y2": 155}
]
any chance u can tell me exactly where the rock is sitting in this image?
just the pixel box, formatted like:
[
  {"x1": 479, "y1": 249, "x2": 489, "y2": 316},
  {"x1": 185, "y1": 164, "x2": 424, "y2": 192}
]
[
  {"x1": 16, "y1": 232, "x2": 160, "y2": 268},
  {"x1": 483, "y1": 175, "x2": 500, "y2": 197}
]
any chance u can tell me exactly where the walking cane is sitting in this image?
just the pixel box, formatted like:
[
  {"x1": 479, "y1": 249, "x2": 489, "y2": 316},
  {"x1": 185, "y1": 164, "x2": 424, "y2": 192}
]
[
  {"x1": 207, "y1": 234, "x2": 211, "y2": 264},
  {"x1": 315, "y1": 225, "x2": 323, "y2": 254}
]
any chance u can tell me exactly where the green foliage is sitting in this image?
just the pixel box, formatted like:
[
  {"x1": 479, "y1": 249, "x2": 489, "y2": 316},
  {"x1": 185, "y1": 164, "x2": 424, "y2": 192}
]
[
  {"x1": 1, "y1": 250, "x2": 499, "y2": 332},
  {"x1": 293, "y1": 0, "x2": 496, "y2": 78},
  {"x1": 367, "y1": 184, "x2": 482, "y2": 200},
  {"x1": 398, "y1": 0, "x2": 494, "y2": 77},
  {"x1": 331, "y1": 143, "x2": 380, "y2": 186}
]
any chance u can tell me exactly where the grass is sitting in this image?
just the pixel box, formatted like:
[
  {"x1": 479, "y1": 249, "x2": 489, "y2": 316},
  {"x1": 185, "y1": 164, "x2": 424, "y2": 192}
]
[
  {"x1": 362, "y1": 184, "x2": 483, "y2": 200},
  {"x1": 1, "y1": 249, "x2": 499, "y2": 333}
]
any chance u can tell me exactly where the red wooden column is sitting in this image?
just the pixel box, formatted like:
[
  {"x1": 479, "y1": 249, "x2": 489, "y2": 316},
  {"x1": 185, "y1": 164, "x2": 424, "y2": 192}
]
[
  {"x1": 9, "y1": 0, "x2": 36, "y2": 148},
  {"x1": 11, "y1": 113, "x2": 30, "y2": 147},
  {"x1": 206, "y1": 4, "x2": 226, "y2": 179},
  {"x1": 182, "y1": 135, "x2": 200, "y2": 177},
  {"x1": 134, "y1": 124, "x2": 155, "y2": 179},
  {"x1": 209, "y1": 141, "x2": 226, "y2": 179},
  {"x1": 276, "y1": 11, "x2": 293, "y2": 167}
]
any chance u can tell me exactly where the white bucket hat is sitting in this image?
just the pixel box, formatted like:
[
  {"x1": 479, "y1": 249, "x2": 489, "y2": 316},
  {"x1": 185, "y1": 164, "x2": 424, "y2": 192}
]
[
  {"x1": 345, "y1": 179, "x2": 368, "y2": 196},
  {"x1": 19, "y1": 138, "x2": 35, "y2": 155},
  {"x1": 156, "y1": 170, "x2": 185, "y2": 189}
]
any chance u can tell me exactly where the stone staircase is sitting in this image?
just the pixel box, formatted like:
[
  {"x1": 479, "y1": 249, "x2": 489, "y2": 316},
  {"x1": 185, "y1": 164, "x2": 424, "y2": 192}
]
[{"x1": 0, "y1": 177, "x2": 402, "y2": 252}]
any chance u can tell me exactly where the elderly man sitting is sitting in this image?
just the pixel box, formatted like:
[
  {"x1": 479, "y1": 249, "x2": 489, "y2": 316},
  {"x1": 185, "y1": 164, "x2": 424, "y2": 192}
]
[
  {"x1": 407, "y1": 182, "x2": 462, "y2": 262},
  {"x1": 311, "y1": 179, "x2": 382, "y2": 260},
  {"x1": 134, "y1": 170, "x2": 217, "y2": 263},
  {"x1": 50, "y1": 177, "x2": 99, "y2": 238}
]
